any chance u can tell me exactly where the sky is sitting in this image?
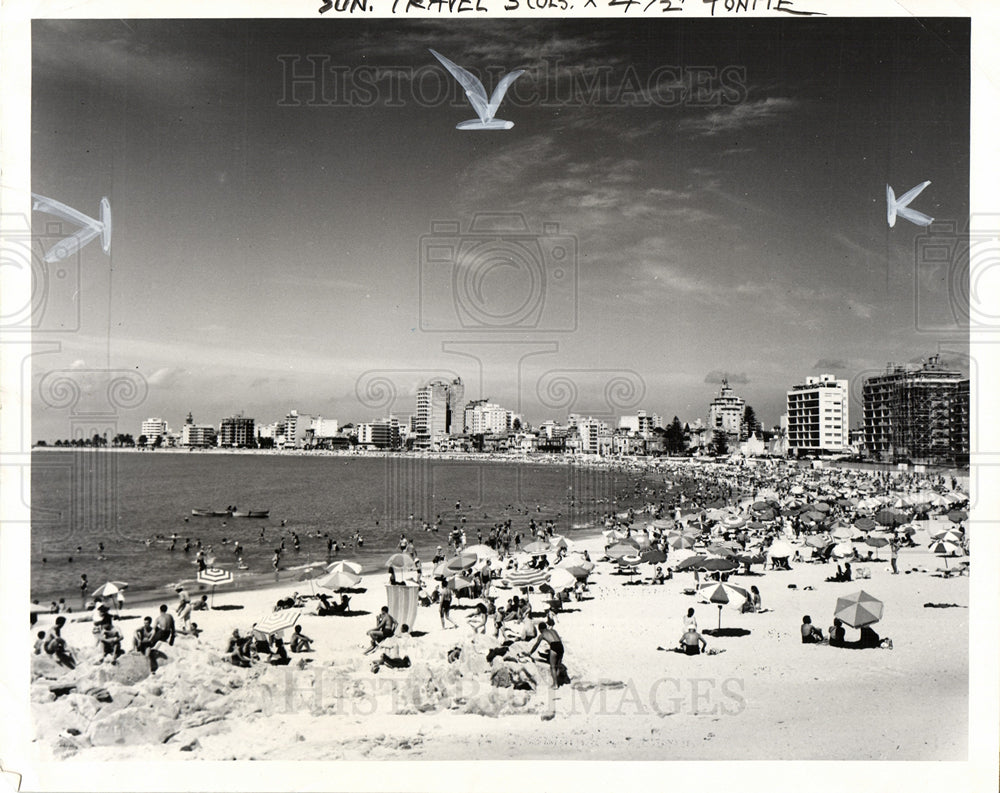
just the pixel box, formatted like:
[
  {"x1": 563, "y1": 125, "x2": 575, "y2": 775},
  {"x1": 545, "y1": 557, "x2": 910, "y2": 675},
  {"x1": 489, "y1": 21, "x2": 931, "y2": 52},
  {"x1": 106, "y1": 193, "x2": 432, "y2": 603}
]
[{"x1": 29, "y1": 17, "x2": 971, "y2": 440}]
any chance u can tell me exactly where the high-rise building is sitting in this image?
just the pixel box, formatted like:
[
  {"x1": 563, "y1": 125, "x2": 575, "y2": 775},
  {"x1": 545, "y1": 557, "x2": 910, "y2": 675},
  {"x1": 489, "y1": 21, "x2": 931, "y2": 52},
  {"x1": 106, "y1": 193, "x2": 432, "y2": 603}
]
[
  {"x1": 447, "y1": 377, "x2": 465, "y2": 435},
  {"x1": 785, "y1": 374, "x2": 849, "y2": 455},
  {"x1": 862, "y1": 356, "x2": 969, "y2": 464},
  {"x1": 140, "y1": 418, "x2": 168, "y2": 443},
  {"x1": 357, "y1": 418, "x2": 401, "y2": 449},
  {"x1": 464, "y1": 400, "x2": 512, "y2": 435},
  {"x1": 181, "y1": 413, "x2": 217, "y2": 447},
  {"x1": 312, "y1": 417, "x2": 340, "y2": 438},
  {"x1": 415, "y1": 380, "x2": 450, "y2": 448},
  {"x1": 708, "y1": 380, "x2": 745, "y2": 440},
  {"x1": 283, "y1": 410, "x2": 313, "y2": 449},
  {"x1": 219, "y1": 414, "x2": 255, "y2": 448}
]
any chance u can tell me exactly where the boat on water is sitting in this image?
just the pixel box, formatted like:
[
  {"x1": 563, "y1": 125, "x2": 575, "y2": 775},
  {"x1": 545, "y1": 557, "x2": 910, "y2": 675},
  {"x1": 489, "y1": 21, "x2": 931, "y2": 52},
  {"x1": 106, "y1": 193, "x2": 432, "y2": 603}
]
[
  {"x1": 191, "y1": 508, "x2": 232, "y2": 517},
  {"x1": 232, "y1": 510, "x2": 270, "y2": 518}
]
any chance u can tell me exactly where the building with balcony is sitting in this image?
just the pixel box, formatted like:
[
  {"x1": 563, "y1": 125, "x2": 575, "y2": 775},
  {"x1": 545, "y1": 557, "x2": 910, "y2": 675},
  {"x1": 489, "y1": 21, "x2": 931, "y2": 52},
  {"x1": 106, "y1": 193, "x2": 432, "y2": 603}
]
[
  {"x1": 708, "y1": 380, "x2": 746, "y2": 442},
  {"x1": 219, "y1": 414, "x2": 255, "y2": 448},
  {"x1": 785, "y1": 374, "x2": 849, "y2": 455}
]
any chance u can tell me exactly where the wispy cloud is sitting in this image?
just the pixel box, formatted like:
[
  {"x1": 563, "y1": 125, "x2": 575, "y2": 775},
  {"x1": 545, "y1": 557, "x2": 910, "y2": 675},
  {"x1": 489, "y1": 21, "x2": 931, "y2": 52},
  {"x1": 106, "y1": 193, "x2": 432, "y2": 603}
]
[{"x1": 681, "y1": 97, "x2": 798, "y2": 137}]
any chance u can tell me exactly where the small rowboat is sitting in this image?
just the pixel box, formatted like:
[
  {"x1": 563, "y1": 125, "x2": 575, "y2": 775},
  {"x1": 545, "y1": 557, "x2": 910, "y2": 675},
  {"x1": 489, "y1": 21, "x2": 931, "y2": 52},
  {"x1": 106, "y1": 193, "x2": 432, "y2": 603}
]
[
  {"x1": 232, "y1": 510, "x2": 270, "y2": 518},
  {"x1": 191, "y1": 509, "x2": 232, "y2": 517}
]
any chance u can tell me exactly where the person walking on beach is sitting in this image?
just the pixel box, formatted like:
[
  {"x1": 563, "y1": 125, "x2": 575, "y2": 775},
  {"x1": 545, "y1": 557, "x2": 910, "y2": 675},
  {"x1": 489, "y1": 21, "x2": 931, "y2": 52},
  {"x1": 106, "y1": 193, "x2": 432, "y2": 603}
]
[
  {"x1": 439, "y1": 579, "x2": 459, "y2": 630},
  {"x1": 79, "y1": 574, "x2": 88, "y2": 608},
  {"x1": 176, "y1": 586, "x2": 193, "y2": 632},
  {"x1": 889, "y1": 539, "x2": 899, "y2": 574}
]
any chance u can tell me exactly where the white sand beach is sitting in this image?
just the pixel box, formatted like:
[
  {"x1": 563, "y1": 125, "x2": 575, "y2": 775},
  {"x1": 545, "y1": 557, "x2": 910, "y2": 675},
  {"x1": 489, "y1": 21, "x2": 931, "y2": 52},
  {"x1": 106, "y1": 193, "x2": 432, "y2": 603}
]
[{"x1": 27, "y1": 526, "x2": 968, "y2": 765}]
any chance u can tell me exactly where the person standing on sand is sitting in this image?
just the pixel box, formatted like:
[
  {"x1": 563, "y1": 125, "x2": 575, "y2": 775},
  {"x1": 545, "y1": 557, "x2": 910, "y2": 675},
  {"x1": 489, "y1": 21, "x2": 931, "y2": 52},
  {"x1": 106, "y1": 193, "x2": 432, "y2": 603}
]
[
  {"x1": 176, "y1": 586, "x2": 193, "y2": 632},
  {"x1": 889, "y1": 539, "x2": 899, "y2": 574},
  {"x1": 526, "y1": 622, "x2": 566, "y2": 688},
  {"x1": 79, "y1": 574, "x2": 88, "y2": 608},
  {"x1": 439, "y1": 579, "x2": 459, "y2": 630},
  {"x1": 153, "y1": 604, "x2": 176, "y2": 646}
]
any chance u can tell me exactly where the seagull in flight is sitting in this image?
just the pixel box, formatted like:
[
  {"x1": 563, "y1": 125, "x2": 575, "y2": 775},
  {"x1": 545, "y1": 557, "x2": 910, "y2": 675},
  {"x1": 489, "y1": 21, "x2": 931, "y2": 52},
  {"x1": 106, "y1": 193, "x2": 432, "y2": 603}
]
[
  {"x1": 886, "y1": 181, "x2": 933, "y2": 228},
  {"x1": 430, "y1": 49, "x2": 525, "y2": 130},
  {"x1": 32, "y1": 193, "x2": 112, "y2": 262}
]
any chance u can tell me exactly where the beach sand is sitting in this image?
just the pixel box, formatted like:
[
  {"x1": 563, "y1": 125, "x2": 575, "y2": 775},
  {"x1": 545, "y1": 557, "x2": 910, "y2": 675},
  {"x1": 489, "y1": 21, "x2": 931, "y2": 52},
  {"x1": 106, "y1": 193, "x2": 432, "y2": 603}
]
[{"x1": 26, "y1": 525, "x2": 968, "y2": 764}]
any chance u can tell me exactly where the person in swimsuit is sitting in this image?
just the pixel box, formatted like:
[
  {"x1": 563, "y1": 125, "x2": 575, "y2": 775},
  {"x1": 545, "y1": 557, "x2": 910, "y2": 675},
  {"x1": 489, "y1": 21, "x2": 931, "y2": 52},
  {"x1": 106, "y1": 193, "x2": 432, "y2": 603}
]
[
  {"x1": 439, "y1": 580, "x2": 458, "y2": 629},
  {"x1": 527, "y1": 622, "x2": 566, "y2": 688}
]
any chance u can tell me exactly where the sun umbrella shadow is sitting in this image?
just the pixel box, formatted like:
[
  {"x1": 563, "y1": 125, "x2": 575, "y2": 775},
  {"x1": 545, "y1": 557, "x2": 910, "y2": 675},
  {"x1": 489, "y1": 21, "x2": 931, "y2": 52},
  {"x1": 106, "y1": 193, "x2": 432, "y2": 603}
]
[
  {"x1": 703, "y1": 627, "x2": 751, "y2": 638},
  {"x1": 211, "y1": 604, "x2": 244, "y2": 611}
]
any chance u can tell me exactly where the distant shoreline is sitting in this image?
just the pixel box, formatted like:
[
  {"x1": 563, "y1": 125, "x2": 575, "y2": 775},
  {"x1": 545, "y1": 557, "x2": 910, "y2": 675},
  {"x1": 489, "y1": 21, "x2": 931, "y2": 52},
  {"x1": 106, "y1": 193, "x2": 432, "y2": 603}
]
[{"x1": 30, "y1": 444, "x2": 971, "y2": 481}]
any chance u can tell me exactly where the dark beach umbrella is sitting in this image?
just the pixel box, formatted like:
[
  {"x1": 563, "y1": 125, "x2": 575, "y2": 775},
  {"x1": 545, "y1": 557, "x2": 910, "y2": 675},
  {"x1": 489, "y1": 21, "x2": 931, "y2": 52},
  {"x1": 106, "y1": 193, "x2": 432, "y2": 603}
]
[
  {"x1": 947, "y1": 510, "x2": 968, "y2": 523},
  {"x1": 874, "y1": 509, "x2": 909, "y2": 528},
  {"x1": 640, "y1": 548, "x2": 667, "y2": 565}
]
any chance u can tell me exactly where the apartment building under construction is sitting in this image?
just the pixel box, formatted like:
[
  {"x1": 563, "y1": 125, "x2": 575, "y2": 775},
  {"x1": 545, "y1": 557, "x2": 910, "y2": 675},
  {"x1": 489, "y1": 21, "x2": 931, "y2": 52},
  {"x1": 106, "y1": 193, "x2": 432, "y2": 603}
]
[{"x1": 862, "y1": 355, "x2": 969, "y2": 465}]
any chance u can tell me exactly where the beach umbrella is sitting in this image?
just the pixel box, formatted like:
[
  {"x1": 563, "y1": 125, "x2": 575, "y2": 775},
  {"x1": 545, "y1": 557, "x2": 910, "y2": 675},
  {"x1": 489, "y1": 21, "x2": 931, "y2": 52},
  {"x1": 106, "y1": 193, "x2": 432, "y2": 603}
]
[
  {"x1": 523, "y1": 541, "x2": 550, "y2": 556},
  {"x1": 895, "y1": 524, "x2": 918, "y2": 537},
  {"x1": 699, "y1": 556, "x2": 739, "y2": 573},
  {"x1": 445, "y1": 552, "x2": 478, "y2": 572},
  {"x1": 874, "y1": 508, "x2": 909, "y2": 528},
  {"x1": 555, "y1": 560, "x2": 594, "y2": 581},
  {"x1": 805, "y1": 533, "x2": 832, "y2": 549},
  {"x1": 651, "y1": 518, "x2": 674, "y2": 530},
  {"x1": 503, "y1": 568, "x2": 551, "y2": 589},
  {"x1": 831, "y1": 526, "x2": 862, "y2": 541},
  {"x1": 197, "y1": 567, "x2": 233, "y2": 607},
  {"x1": 253, "y1": 609, "x2": 300, "y2": 637},
  {"x1": 607, "y1": 542, "x2": 639, "y2": 560},
  {"x1": 706, "y1": 544, "x2": 737, "y2": 558},
  {"x1": 640, "y1": 548, "x2": 667, "y2": 565},
  {"x1": 447, "y1": 574, "x2": 475, "y2": 594},
  {"x1": 547, "y1": 568, "x2": 577, "y2": 591},
  {"x1": 930, "y1": 528, "x2": 963, "y2": 543},
  {"x1": 698, "y1": 581, "x2": 750, "y2": 629},
  {"x1": 853, "y1": 517, "x2": 876, "y2": 532},
  {"x1": 326, "y1": 560, "x2": 363, "y2": 575},
  {"x1": 928, "y1": 540, "x2": 964, "y2": 567},
  {"x1": 549, "y1": 536, "x2": 575, "y2": 551},
  {"x1": 751, "y1": 501, "x2": 771, "y2": 512},
  {"x1": 723, "y1": 515, "x2": 747, "y2": 530},
  {"x1": 92, "y1": 581, "x2": 127, "y2": 599},
  {"x1": 768, "y1": 540, "x2": 793, "y2": 559},
  {"x1": 947, "y1": 510, "x2": 967, "y2": 523},
  {"x1": 317, "y1": 569, "x2": 362, "y2": 591},
  {"x1": 675, "y1": 554, "x2": 708, "y2": 572},
  {"x1": 864, "y1": 536, "x2": 889, "y2": 548},
  {"x1": 831, "y1": 541, "x2": 856, "y2": 558},
  {"x1": 384, "y1": 553, "x2": 417, "y2": 572},
  {"x1": 463, "y1": 544, "x2": 499, "y2": 562},
  {"x1": 834, "y1": 590, "x2": 884, "y2": 628},
  {"x1": 669, "y1": 534, "x2": 697, "y2": 550}
]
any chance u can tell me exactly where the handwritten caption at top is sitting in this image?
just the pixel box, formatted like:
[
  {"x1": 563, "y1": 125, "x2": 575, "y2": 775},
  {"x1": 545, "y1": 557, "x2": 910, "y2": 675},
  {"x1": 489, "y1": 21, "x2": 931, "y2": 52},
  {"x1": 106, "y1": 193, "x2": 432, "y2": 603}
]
[{"x1": 318, "y1": 0, "x2": 825, "y2": 16}]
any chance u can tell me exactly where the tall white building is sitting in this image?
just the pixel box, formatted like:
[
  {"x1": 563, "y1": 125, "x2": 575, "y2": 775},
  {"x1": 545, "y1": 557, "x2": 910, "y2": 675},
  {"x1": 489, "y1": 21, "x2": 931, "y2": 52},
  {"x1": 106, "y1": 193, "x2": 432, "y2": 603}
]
[
  {"x1": 708, "y1": 380, "x2": 746, "y2": 439},
  {"x1": 415, "y1": 379, "x2": 451, "y2": 447},
  {"x1": 283, "y1": 410, "x2": 313, "y2": 448},
  {"x1": 140, "y1": 418, "x2": 168, "y2": 441},
  {"x1": 786, "y1": 373, "x2": 849, "y2": 454},
  {"x1": 464, "y1": 400, "x2": 511, "y2": 435},
  {"x1": 312, "y1": 417, "x2": 340, "y2": 438}
]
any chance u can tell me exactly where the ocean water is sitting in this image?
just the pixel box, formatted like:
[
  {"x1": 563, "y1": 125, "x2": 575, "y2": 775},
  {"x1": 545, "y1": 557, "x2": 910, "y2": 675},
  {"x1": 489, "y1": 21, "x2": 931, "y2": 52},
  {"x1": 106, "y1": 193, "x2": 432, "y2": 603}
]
[{"x1": 30, "y1": 450, "x2": 662, "y2": 603}]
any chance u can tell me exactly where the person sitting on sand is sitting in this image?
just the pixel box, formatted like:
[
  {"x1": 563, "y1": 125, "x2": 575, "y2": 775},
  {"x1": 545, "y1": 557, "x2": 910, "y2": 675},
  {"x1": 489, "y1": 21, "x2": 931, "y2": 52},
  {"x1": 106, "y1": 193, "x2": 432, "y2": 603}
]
[
  {"x1": 526, "y1": 622, "x2": 566, "y2": 688},
  {"x1": 826, "y1": 564, "x2": 844, "y2": 583},
  {"x1": 679, "y1": 627, "x2": 707, "y2": 656},
  {"x1": 100, "y1": 625, "x2": 124, "y2": 663},
  {"x1": 33, "y1": 631, "x2": 47, "y2": 655},
  {"x1": 43, "y1": 616, "x2": 76, "y2": 669},
  {"x1": 651, "y1": 566, "x2": 666, "y2": 585},
  {"x1": 92, "y1": 603, "x2": 113, "y2": 645},
  {"x1": 843, "y1": 562, "x2": 853, "y2": 582},
  {"x1": 742, "y1": 585, "x2": 762, "y2": 613},
  {"x1": 192, "y1": 595, "x2": 209, "y2": 611},
  {"x1": 289, "y1": 625, "x2": 313, "y2": 653},
  {"x1": 857, "y1": 624, "x2": 882, "y2": 649},
  {"x1": 133, "y1": 616, "x2": 155, "y2": 653},
  {"x1": 365, "y1": 607, "x2": 397, "y2": 654},
  {"x1": 683, "y1": 607, "x2": 698, "y2": 631},
  {"x1": 371, "y1": 624, "x2": 413, "y2": 672},
  {"x1": 800, "y1": 615, "x2": 824, "y2": 644},
  {"x1": 225, "y1": 629, "x2": 252, "y2": 667},
  {"x1": 267, "y1": 636, "x2": 290, "y2": 665},
  {"x1": 828, "y1": 617, "x2": 846, "y2": 648}
]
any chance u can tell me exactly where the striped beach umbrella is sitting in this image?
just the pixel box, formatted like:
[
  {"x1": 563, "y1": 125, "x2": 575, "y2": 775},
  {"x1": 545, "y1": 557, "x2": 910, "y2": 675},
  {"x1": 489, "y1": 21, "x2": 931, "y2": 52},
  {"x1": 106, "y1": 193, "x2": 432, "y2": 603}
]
[
  {"x1": 928, "y1": 540, "x2": 964, "y2": 567},
  {"x1": 253, "y1": 608, "x2": 300, "y2": 637},
  {"x1": 445, "y1": 552, "x2": 479, "y2": 572},
  {"x1": 326, "y1": 560, "x2": 363, "y2": 575},
  {"x1": 503, "y1": 568, "x2": 550, "y2": 589},
  {"x1": 523, "y1": 541, "x2": 550, "y2": 556},
  {"x1": 384, "y1": 553, "x2": 417, "y2": 572},
  {"x1": 698, "y1": 581, "x2": 750, "y2": 629},
  {"x1": 834, "y1": 590, "x2": 883, "y2": 628},
  {"x1": 198, "y1": 567, "x2": 233, "y2": 607},
  {"x1": 317, "y1": 569, "x2": 361, "y2": 591}
]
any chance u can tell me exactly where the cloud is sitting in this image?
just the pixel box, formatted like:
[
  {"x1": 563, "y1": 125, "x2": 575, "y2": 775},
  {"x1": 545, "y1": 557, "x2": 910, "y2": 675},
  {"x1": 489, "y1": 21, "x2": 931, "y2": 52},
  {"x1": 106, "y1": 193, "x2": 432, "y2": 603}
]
[
  {"x1": 147, "y1": 367, "x2": 183, "y2": 387},
  {"x1": 704, "y1": 370, "x2": 750, "y2": 385},
  {"x1": 681, "y1": 97, "x2": 798, "y2": 137},
  {"x1": 813, "y1": 358, "x2": 849, "y2": 370}
]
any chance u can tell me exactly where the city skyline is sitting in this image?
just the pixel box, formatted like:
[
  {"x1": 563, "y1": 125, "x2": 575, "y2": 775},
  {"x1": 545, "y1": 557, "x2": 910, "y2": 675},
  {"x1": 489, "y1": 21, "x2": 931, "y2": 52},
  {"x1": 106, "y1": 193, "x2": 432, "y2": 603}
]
[{"x1": 30, "y1": 18, "x2": 970, "y2": 442}]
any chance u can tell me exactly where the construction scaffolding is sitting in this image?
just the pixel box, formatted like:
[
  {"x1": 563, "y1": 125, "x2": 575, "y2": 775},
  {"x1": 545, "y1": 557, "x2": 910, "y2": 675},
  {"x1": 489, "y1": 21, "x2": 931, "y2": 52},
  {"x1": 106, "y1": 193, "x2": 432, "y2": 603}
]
[{"x1": 862, "y1": 356, "x2": 969, "y2": 465}]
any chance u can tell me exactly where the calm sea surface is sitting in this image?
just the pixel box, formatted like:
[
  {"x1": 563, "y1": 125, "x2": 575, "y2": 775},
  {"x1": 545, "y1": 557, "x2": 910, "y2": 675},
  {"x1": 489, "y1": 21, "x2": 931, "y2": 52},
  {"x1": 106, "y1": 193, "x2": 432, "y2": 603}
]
[{"x1": 31, "y1": 450, "x2": 662, "y2": 603}]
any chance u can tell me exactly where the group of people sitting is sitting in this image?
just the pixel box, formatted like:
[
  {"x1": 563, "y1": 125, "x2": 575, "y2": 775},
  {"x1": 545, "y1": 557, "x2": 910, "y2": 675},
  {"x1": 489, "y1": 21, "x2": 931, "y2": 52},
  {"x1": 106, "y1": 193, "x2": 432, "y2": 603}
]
[
  {"x1": 825, "y1": 563, "x2": 853, "y2": 583},
  {"x1": 801, "y1": 615, "x2": 890, "y2": 649},
  {"x1": 224, "y1": 624, "x2": 314, "y2": 667}
]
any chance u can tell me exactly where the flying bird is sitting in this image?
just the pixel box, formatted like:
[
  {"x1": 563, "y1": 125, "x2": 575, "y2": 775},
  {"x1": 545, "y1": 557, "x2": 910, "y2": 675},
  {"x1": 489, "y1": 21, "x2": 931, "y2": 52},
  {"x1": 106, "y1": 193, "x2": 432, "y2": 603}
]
[
  {"x1": 31, "y1": 193, "x2": 112, "y2": 262},
  {"x1": 886, "y1": 181, "x2": 933, "y2": 228},
  {"x1": 429, "y1": 49, "x2": 525, "y2": 130}
]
